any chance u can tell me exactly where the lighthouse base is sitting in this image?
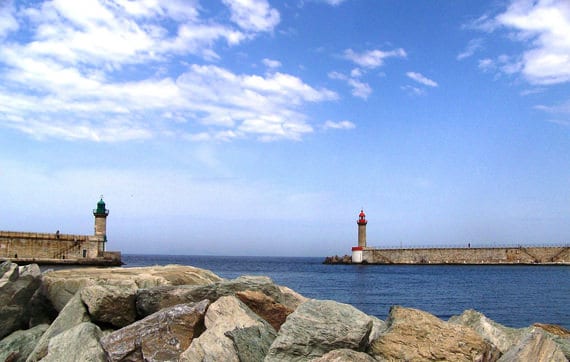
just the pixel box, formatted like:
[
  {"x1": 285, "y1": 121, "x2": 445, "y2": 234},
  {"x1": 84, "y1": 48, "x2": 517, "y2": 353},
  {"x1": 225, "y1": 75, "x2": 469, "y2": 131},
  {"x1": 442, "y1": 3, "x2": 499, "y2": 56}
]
[{"x1": 351, "y1": 246, "x2": 363, "y2": 263}]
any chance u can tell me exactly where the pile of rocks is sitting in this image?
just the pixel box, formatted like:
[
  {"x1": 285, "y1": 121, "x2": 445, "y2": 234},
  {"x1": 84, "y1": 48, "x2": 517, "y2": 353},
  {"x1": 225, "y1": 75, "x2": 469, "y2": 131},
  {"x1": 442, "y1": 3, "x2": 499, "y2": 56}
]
[
  {"x1": 0, "y1": 260, "x2": 568, "y2": 361},
  {"x1": 322, "y1": 255, "x2": 352, "y2": 264}
]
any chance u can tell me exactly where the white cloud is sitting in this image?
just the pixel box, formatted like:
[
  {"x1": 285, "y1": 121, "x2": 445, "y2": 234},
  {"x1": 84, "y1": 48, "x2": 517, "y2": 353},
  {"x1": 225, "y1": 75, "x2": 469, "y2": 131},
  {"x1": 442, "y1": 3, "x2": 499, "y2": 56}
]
[
  {"x1": 262, "y1": 58, "x2": 282, "y2": 69},
  {"x1": 406, "y1": 72, "x2": 438, "y2": 87},
  {"x1": 457, "y1": 38, "x2": 484, "y2": 60},
  {"x1": 328, "y1": 71, "x2": 372, "y2": 99},
  {"x1": 222, "y1": 0, "x2": 280, "y2": 33},
  {"x1": 321, "y1": 0, "x2": 347, "y2": 5},
  {"x1": 0, "y1": 0, "x2": 335, "y2": 142},
  {"x1": 401, "y1": 85, "x2": 425, "y2": 96},
  {"x1": 486, "y1": 0, "x2": 570, "y2": 85},
  {"x1": 344, "y1": 48, "x2": 407, "y2": 69},
  {"x1": 0, "y1": 1, "x2": 18, "y2": 38},
  {"x1": 323, "y1": 120, "x2": 355, "y2": 130}
]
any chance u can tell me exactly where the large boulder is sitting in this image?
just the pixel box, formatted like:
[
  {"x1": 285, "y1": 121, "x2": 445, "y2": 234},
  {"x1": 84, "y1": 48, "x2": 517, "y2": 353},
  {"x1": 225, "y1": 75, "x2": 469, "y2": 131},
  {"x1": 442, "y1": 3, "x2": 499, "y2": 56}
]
[
  {"x1": 0, "y1": 324, "x2": 49, "y2": 362},
  {"x1": 41, "y1": 264, "x2": 222, "y2": 312},
  {"x1": 137, "y1": 275, "x2": 297, "y2": 317},
  {"x1": 0, "y1": 262, "x2": 42, "y2": 339},
  {"x1": 41, "y1": 322, "x2": 106, "y2": 362},
  {"x1": 499, "y1": 327, "x2": 567, "y2": 362},
  {"x1": 235, "y1": 290, "x2": 293, "y2": 331},
  {"x1": 265, "y1": 299, "x2": 373, "y2": 361},
  {"x1": 534, "y1": 323, "x2": 570, "y2": 359},
  {"x1": 449, "y1": 309, "x2": 529, "y2": 353},
  {"x1": 369, "y1": 306, "x2": 501, "y2": 362},
  {"x1": 180, "y1": 296, "x2": 276, "y2": 362},
  {"x1": 26, "y1": 292, "x2": 91, "y2": 362},
  {"x1": 80, "y1": 284, "x2": 138, "y2": 328},
  {"x1": 100, "y1": 300, "x2": 209, "y2": 361},
  {"x1": 312, "y1": 349, "x2": 377, "y2": 362}
]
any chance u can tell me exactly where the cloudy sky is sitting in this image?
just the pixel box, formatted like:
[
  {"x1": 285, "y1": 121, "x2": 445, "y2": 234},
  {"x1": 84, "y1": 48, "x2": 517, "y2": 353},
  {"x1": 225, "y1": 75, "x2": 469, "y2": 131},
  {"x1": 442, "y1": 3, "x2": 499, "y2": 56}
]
[{"x1": 1, "y1": 0, "x2": 569, "y2": 256}]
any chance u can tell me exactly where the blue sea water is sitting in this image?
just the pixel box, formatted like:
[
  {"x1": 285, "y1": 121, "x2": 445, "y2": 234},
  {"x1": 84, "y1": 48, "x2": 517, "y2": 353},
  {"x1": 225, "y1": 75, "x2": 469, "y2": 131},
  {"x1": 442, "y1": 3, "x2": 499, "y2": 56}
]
[{"x1": 122, "y1": 254, "x2": 570, "y2": 329}]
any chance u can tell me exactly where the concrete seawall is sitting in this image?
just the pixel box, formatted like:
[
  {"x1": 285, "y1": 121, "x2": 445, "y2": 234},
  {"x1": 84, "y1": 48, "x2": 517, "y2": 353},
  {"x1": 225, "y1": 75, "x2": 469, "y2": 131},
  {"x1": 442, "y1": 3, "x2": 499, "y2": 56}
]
[{"x1": 360, "y1": 246, "x2": 569, "y2": 265}]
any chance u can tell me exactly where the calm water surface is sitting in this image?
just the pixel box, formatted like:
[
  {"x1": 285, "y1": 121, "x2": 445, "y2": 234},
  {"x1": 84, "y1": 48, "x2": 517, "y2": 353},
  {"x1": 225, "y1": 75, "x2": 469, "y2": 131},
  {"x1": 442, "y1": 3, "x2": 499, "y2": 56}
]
[{"x1": 122, "y1": 254, "x2": 570, "y2": 329}]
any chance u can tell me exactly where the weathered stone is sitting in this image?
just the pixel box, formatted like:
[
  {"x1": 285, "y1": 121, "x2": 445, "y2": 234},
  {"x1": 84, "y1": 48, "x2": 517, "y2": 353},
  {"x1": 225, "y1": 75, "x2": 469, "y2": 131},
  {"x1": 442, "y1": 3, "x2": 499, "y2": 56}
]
[
  {"x1": 368, "y1": 316, "x2": 387, "y2": 345},
  {"x1": 137, "y1": 275, "x2": 291, "y2": 317},
  {"x1": 499, "y1": 327, "x2": 567, "y2": 362},
  {"x1": 449, "y1": 309, "x2": 529, "y2": 353},
  {"x1": 312, "y1": 349, "x2": 377, "y2": 362},
  {"x1": 26, "y1": 292, "x2": 91, "y2": 362},
  {"x1": 0, "y1": 262, "x2": 42, "y2": 339},
  {"x1": 41, "y1": 322, "x2": 105, "y2": 362},
  {"x1": 0, "y1": 324, "x2": 48, "y2": 362},
  {"x1": 277, "y1": 285, "x2": 308, "y2": 310},
  {"x1": 27, "y1": 288, "x2": 57, "y2": 327},
  {"x1": 100, "y1": 300, "x2": 209, "y2": 362},
  {"x1": 265, "y1": 299, "x2": 373, "y2": 361},
  {"x1": 180, "y1": 296, "x2": 276, "y2": 362},
  {"x1": 42, "y1": 264, "x2": 222, "y2": 311},
  {"x1": 369, "y1": 306, "x2": 501, "y2": 362},
  {"x1": 80, "y1": 284, "x2": 137, "y2": 328},
  {"x1": 236, "y1": 290, "x2": 293, "y2": 331},
  {"x1": 533, "y1": 324, "x2": 570, "y2": 360}
]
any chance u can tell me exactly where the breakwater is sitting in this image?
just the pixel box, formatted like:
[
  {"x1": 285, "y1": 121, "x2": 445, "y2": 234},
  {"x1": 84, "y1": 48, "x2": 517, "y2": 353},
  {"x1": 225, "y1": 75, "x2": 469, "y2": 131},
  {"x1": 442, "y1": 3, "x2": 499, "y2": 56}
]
[{"x1": 325, "y1": 245, "x2": 570, "y2": 265}]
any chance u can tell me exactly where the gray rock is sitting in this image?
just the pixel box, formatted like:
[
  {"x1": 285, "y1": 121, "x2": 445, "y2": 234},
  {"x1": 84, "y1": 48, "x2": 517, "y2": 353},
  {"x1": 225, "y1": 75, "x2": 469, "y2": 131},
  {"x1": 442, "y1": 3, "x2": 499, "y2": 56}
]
[
  {"x1": 499, "y1": 327, "x2": 567, "y2": 362},
  {"x1": 0, "y1": 262, "x2": 42, "y2": 339},
  {"x1": 449, "y1": 309, "x2": 529, "y2": 353},
  {"x1": 369, "y1": 306, "x2": 501, "y2": 362},
  {"x1": 42, "y1": 264, "x2": 222, "y2": 312},
  {"x1": 265, "y1": 299, "x2": 373, "y2": 361},
  {"x1": 180, "y1": 296, "x2": 276, "y2": 362},
  {"x1": 533, "y1": 323, "x2": 570, "y2": 360},
  {"x1": 100, "y1": 300, "x2": 209, "y2": 362},
  {"x1": 368, "y1": 316, "x2": 387, "y2": 345},
  {"x1": 26, "y1": 292, "x2": 91, "y2": 362},
  {"x1": 27, "y1": 288, "x2": 57, "y2": 327},
  {"x1": 0, "y1": 324, "x2": 48, "y2": 362},
  {"x1": 80, "y1": 284, "x2": 137, "y2": 328},
  {"x1": 312, "y1": 349, "x2": 377, "y2": 362},
  {"x1": 42, "y1": 322, "x2": 105, "y2": 362},
  {"x1": 137, "y1": 275, "x2": 291, "y2": 317}
]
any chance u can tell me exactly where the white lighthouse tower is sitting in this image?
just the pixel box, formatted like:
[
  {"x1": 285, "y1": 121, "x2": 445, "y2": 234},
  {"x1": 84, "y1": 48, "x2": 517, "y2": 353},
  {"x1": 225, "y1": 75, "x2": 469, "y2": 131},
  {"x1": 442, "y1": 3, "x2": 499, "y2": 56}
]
[{"x1": 352, "y1": 209, "x2": 367, "y2": 263}]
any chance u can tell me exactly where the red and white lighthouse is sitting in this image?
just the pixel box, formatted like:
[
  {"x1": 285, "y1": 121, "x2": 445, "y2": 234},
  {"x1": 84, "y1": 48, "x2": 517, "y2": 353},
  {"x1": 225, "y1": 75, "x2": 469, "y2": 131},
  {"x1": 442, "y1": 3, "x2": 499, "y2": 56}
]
[{"x1": 352, "y1": 209, "x2": 368, "y2": 263}]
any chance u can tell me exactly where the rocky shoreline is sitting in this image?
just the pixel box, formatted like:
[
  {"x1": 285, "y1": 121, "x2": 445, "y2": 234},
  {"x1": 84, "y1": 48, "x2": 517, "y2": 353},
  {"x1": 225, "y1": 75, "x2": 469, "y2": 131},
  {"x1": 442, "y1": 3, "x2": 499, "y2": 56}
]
[{"x1": 1, "y1": 260, "x2": 569, "y2": 361}]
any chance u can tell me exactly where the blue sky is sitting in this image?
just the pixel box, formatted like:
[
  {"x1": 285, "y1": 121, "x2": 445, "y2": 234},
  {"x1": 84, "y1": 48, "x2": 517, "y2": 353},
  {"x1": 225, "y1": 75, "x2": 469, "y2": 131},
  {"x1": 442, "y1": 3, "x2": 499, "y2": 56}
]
[{"x1": 1, "y1": 0, "x2": 569, "y2": 256}]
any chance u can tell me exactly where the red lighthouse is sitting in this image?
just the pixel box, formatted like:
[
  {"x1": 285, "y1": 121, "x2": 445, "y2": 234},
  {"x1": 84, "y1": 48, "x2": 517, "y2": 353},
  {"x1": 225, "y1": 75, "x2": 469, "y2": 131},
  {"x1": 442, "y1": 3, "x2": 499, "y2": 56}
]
[{"x1": 352, "y1": 209, "x2": 367, "y2": 263}]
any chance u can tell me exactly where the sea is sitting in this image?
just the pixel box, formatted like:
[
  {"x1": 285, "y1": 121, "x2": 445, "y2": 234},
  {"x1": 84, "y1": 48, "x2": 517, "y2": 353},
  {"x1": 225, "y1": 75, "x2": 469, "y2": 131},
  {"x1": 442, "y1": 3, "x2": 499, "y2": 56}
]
[{"x1": 121, "y1": 254, "x2": 570, "y2": 330}]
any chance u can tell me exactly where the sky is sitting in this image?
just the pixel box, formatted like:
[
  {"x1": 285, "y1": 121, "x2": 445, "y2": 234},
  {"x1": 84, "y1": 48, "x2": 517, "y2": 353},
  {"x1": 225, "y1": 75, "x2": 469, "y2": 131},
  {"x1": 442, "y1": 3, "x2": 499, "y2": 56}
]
[{"x1": 0, "y1": 0, "x2": 569, "y2": 256}]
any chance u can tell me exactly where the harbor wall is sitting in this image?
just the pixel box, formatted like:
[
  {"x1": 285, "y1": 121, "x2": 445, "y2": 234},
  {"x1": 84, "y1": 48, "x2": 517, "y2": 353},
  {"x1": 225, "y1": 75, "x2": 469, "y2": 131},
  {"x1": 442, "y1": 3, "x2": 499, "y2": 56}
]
[
  {"x1": 362, "y1": 246, "x2": 569, "y2": 265},
  {"x1": 0, "y1": 231, "x2": 120, "y2": 265}
]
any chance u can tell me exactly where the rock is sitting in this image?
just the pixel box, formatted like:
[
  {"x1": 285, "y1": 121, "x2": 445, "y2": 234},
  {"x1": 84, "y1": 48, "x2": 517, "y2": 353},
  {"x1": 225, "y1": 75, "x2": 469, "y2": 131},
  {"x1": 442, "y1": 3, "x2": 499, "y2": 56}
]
[
  {"x1": 27, "y1": 288, "x2": 58, "y2": 327},
  {"x1": 368, "y1": 316, "x2": 387, "y2": 345},
  {"x1": 534, "y1": 323, "x2": 570, "y2": 337},
  {"x1": 180, "y1": 296, "x2": 276, "y2": 362},
  {"x1": 369, "y1": 306, "x2": 501, "y2": 362},
  {"x1": 533, "y1": 324, "x2": 570, "y2": 360},
  {"x1": 41, "y1": 264, "x2": 222, "y2": 312},
  {"x1": 312, "y1": 349, "x2": 377, "y2": 362},
  {"x1": 0, "y1": 262, "x2": 42, "y2": 339},
  {"x1": 100, "y1": 300, "x2": 209, "y2": 362},
  {"x1": 137, "y1": 275, "x2": 293, "y2": 317},
  {"x1": 80, "y1": 284, "x2": 137, "y2": 328},
  {"x1": 0, "y1": 324, "x2": 49, "y2": 362},
  {"x1": 26, "y1": 292, "x2": 91, "y2": 362},
  {"x1": 236, "y1": 290, "x2": 293, "y2": 331},
  {"x1": 449, "y1": 309, "x2": 529, "y2": 353},
  {"x1": 499, "y1": 327, "x2": 567, "y2": 362},
  {"x1": 41, "y1": 322, "x2": 105, "y2": 362},
  {"x1": 265, "y1": 299, "x2": 373, "y2": 361},
  {"x1": 277, "y1": 285, "x2": 308, "y2": 310}
]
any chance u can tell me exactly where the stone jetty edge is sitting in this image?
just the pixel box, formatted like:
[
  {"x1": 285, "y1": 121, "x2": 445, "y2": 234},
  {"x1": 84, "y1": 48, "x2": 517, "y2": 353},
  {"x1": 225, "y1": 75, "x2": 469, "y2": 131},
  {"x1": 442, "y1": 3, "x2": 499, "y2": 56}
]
[{"x1": 1, "y1": 260, "x2": 569, "y2": 361}]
